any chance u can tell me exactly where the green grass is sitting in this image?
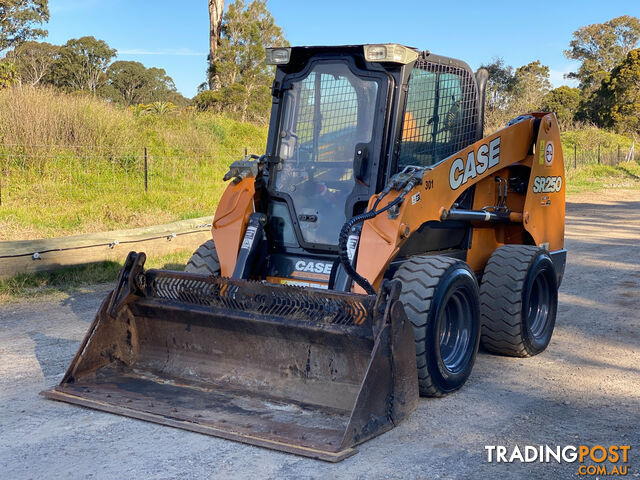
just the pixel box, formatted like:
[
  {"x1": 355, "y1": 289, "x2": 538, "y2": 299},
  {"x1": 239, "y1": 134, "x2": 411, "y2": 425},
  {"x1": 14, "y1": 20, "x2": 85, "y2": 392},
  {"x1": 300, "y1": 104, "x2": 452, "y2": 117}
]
[
  {"x1": 565, "y1": 161, "x2": 640, "y2": 194},
  {"x1": 0, "y1": 86, "x2": 268, "y2": 241},
  {"x1": 0, "y1": 153, "x2": 236, "y2": 240},
  {"x1": 0, "y1": 249, "x2": 192, "y2": 304}
]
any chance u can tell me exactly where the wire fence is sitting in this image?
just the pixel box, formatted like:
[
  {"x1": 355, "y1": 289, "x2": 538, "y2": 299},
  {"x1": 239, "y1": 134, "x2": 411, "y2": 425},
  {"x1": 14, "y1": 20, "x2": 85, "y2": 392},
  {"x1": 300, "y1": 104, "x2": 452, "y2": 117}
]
[
  {"x1": 0, "y1": 142, "x2": 638, "y2": 207},
  {"x1": 564, "y1": 142, "x2": 637, "y2": 168},
  {"x1": 0, "y1": 146, "x2": 246, "y2": 207}
]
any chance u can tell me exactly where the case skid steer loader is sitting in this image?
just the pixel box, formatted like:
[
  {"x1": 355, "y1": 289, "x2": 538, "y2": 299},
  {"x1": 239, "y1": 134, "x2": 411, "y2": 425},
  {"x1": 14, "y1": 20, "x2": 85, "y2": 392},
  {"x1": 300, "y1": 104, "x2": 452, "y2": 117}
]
[{"x1": 43, "y1": 45, "x2": 566, "y2": 461}]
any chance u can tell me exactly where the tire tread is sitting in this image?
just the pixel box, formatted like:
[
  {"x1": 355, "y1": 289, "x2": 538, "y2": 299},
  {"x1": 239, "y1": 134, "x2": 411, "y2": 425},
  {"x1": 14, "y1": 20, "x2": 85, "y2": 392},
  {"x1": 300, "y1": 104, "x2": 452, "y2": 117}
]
[
  {"x1": 393, "y1": 255, "x2": 464, "y2": 397},
  {"x1": 184, "y1": 240, "x2": 221, "y2": 276},
  {"x1": 479, "y1": 245, "x2": 541, "y2": 357}
]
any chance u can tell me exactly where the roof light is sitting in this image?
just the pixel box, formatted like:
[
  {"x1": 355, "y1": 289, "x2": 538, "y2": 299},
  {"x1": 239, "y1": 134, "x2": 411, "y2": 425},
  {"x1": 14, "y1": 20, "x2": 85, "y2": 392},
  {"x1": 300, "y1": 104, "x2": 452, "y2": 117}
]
[
  {"x1": 265, "y1": 48, "x2": 291, "y2": 65},
  {"x1": 364, "y1": 44, "x2": 419, "y2": 64}
]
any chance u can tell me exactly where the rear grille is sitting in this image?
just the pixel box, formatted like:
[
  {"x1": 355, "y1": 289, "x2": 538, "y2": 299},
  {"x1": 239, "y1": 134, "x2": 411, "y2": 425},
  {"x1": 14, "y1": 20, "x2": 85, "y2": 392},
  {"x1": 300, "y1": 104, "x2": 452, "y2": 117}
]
[{"x1": 146, "y1": 271, "x2": 374, "y2": 326}]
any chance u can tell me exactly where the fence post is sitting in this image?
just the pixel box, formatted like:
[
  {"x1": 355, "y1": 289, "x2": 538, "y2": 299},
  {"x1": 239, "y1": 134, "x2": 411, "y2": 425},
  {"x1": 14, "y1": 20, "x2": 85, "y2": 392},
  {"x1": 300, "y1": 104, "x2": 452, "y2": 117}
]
[
  {"x1": 144, "y1": 147, "x2": 148, "y2": 192},
  {"x1": 618, "y1": 145, "x2": 621, "y2": 164},
  {"x1": 574, "y1": 144, "x2": 577, "y2": 169},
  {"x1": 598, "y1": 144, "x2": 600, "y2": 164}
]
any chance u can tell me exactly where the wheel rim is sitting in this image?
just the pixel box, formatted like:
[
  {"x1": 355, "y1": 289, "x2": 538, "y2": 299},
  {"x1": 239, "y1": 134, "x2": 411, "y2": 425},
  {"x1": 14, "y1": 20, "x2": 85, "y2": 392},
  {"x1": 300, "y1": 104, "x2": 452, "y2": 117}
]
[
  {"x1": 526, "y1": 271, "x2": 550, "y2": 341},
  {"x1": 438, "y1": 288, "x2": 473, "y2": 373}
]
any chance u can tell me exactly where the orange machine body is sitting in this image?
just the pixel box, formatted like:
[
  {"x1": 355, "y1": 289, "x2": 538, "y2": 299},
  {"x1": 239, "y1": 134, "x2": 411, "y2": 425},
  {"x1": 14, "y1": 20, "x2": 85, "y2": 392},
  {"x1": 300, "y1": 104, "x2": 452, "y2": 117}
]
[
  {"x1": 210, "y1": 113, "x2": 565, "y2": 291},
  {"x1": 211, "y1": 177, "x2": 255, "y2": 277}
]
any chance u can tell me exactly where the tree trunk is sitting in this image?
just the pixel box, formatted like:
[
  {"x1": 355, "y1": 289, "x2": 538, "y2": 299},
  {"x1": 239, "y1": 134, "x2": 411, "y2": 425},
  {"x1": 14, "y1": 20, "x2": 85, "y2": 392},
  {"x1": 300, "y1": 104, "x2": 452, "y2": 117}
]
[{"x1": 208, "y1": 0, "x2": 225, "y2": 90}]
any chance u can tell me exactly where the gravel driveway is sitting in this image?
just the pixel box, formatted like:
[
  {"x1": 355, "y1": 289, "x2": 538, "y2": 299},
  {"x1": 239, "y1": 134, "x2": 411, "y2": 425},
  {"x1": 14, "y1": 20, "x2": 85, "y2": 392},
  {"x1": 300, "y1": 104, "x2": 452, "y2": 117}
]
[{"x1": 1, "y1": 190, "x2": 639, "y2": 479}]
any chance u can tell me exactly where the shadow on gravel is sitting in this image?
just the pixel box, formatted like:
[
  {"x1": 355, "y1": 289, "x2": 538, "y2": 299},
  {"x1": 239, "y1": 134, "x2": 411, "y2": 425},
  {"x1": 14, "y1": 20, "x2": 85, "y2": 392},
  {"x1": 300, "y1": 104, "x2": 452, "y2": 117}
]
[
  {"x1": 29, "y1": 332, "x2": 80, "y2": 379},
  {"x1": 566, "y1": 200, "x2": 640, "y2": 212}
]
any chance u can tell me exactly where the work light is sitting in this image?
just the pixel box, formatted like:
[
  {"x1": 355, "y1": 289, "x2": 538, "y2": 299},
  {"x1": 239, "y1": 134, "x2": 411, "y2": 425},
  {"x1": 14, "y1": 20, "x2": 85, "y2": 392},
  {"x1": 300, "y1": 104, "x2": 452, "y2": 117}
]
[
  {"x1": 265, "y1": 48, "x2": 291, "y2": 65},
  {"x1": 364, "y1": 44, "x2": 419, "y2": 64}
]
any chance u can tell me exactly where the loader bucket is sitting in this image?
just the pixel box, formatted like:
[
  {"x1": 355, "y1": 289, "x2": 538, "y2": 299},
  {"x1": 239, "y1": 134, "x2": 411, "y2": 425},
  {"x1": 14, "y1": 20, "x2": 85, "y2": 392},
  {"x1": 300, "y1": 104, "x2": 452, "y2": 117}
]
[{"x1": 42, "y1": 252, "x2": 418, "y2": 461}]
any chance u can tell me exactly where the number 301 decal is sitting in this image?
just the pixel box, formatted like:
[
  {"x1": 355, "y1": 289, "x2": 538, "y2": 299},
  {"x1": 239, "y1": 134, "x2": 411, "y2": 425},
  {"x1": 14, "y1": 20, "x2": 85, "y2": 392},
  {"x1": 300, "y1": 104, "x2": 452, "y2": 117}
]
[{"x1": 532, "y1": 176, "x2": 562, "y2": 193}]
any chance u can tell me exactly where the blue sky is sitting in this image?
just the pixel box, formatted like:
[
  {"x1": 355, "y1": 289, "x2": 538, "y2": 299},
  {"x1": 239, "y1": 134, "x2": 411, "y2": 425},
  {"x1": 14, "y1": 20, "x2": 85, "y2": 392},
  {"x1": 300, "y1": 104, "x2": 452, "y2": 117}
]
[{"x1": 45, "y1": 0, "x2": 639, "y2": 98}]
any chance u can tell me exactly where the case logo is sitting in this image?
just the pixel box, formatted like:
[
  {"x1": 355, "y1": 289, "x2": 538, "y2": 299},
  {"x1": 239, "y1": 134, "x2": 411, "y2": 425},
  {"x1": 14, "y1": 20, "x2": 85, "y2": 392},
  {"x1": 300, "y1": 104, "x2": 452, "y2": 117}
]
[
  {"x1": 294, "y1": 260, "x2": 333, "y2": 274},
  {"x1": 449, "y1": 137, "x2": 501, "y2": 190}
]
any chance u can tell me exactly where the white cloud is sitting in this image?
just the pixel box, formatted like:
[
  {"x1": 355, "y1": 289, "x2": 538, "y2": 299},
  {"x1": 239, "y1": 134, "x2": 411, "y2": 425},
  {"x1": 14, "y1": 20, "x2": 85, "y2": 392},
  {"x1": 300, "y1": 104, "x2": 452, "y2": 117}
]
[
  {"x1": 549, "y1": 64, "x2": 580, "y2": 89},
  {"x1": 117, "y1": 48, "x2": 206, "y2": 57}
]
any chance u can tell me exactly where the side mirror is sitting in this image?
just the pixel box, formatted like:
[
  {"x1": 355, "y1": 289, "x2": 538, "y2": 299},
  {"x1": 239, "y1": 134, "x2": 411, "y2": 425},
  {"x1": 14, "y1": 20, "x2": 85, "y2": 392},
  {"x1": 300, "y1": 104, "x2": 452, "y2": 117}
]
[{"x1": 353, "y1": 144, "x2": 369, "y2": 183}]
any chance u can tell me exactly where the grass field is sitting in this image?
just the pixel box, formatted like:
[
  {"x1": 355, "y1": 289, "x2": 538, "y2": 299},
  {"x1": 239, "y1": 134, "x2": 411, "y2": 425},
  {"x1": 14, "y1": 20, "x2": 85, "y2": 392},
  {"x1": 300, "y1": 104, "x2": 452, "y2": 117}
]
[
  {"x1": 1, "y1": 87, "x2": 639, "y2": 303},
  {"x1": 565, "y1": 162, "x2": 640, "y2": 194},
  {"x1": 0, "y1": 249, "x2": 192, "y2": 304},
  {"x1": 0, "y1": 86, "x2": 268, "y2": 241}
]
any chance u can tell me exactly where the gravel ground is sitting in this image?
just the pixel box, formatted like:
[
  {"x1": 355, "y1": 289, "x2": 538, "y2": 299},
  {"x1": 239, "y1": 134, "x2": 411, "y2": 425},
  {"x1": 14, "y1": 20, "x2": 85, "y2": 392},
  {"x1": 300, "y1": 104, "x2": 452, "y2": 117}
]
[{"x1": 1, "y1": 190, "x2": 639, "y2": 480}]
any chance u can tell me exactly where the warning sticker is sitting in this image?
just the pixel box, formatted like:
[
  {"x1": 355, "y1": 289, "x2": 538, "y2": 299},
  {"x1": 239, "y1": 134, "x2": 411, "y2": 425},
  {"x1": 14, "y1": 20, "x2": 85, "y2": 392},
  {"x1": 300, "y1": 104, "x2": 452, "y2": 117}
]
[
  {"x1": 545, "y1": 141, "x2": 554, "y2": 166},
  {"x1": 241, "y1": 226, "x2": 257, "y2": 250}
]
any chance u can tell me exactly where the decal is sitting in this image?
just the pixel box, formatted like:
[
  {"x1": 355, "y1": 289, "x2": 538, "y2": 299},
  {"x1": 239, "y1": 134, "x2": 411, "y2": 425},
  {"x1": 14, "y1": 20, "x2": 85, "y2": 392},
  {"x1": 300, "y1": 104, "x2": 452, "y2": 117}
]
[
  {"x1": 241, "y1": 226, "x2": 257, "y2": 249},
  {"x1": 411, "y1": 192, "x2": 421, "y2": 205},
  {"x1": 545, "y1": 141, "x2": 554, "y2": 166},
  {"x1": 346, "y1": 235, "x2": 359, "y2": 262},
  {"x1": 294, "y1": 260, "x2": 333, "y2": 275},
  {"x1": 449, "y1": 137, "x2": 501, "y2": 190},
  {"x1": 540, "y1": 195, "x2": 551, "y2": 206},
  {"x1": 278, "y1": 279, "x2": 329, "y2": 289},
  {"x1": 539, "y1": 140, "x2": 546, "y2": 165},
  {"x1": 532, "y1": 176, "x2": 562, "y2": 194},
  {"x1": 424, "y1": 179, "x2": 434, "y2": 190}
]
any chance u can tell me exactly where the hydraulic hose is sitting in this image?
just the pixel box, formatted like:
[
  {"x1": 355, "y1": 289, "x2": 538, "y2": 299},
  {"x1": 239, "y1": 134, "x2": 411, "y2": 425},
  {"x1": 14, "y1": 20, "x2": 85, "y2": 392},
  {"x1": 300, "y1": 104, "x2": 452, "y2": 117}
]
[
  {"x1": 337, "y1": 194, "x2": 404, "y2": 296},
  {"x1": 338, "y1": 174, "x2": 421, "y2": 295}
]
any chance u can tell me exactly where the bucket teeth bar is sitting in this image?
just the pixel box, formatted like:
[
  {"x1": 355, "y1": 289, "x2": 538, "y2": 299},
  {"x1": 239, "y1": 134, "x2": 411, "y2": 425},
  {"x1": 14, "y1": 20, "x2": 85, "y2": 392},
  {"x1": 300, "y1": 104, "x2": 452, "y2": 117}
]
[
  {"x1": 145, "y1": 269, "x2": 376, "y2": 327},
  {"x1": 41, "y1": 251, "x2": 418, "y2": 461}
]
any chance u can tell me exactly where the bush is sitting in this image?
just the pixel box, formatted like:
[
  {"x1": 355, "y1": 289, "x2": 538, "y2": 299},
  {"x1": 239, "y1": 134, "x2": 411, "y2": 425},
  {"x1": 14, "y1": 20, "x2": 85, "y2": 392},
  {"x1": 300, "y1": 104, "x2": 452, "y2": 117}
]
[
  {"x1": 561, "y1": 127, "x2": 634, "y2": 151},
  {"x1": 194, "y1": 90, "x2": 218, "y2": 111},
  {"x1": 0, "y1": 61, "x2": 18, "y2": 89}
]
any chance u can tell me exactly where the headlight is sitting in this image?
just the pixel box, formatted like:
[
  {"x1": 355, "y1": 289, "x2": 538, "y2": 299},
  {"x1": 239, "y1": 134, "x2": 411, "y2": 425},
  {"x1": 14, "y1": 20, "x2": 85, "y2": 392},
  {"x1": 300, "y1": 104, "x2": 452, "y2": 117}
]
[
  {"x1": 363, "y1": 44, "x2": 419, "y2": 64},
  {"x1": 265, "y1": 47, "x2": 291, "y2": 65}
]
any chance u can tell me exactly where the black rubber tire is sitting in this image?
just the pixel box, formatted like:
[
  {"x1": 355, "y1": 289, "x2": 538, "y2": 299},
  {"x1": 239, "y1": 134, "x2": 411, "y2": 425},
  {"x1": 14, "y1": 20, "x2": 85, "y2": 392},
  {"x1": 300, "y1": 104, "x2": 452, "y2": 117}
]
[
  {"x1": 393, "y1": 255, "x2": 481, "y2": 397},
  {"x1": 184, "y1": 239, "x2": 221, "y2": 276},
  {"x1": 480, "y1": 245, "x2": 558, "y2": 357}
]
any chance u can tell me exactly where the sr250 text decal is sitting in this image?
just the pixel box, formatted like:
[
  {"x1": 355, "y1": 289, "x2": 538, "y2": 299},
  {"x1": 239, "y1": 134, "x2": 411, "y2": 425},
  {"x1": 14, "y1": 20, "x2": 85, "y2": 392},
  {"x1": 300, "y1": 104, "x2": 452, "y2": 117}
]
[{"x1": 532, "y1": 176, "x2": 562, "y2": 193}]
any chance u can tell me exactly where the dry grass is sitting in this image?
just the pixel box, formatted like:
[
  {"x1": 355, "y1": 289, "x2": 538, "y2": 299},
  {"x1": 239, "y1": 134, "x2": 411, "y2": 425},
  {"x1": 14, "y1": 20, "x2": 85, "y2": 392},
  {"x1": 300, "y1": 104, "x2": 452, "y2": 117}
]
[
  {"x1": 0, "y1": 86, "x2": 268, "y2": 241},
  {"x1": 0, "y1": 86, "x2": 138, "y2": 156}
]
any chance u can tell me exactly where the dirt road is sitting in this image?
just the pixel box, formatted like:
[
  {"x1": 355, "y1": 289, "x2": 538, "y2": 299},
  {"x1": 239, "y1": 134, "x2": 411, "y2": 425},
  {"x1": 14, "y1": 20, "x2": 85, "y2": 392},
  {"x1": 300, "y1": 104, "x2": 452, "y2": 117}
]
[{"x1": 1, "y1": 191, "x2": 639, "y2": 479}]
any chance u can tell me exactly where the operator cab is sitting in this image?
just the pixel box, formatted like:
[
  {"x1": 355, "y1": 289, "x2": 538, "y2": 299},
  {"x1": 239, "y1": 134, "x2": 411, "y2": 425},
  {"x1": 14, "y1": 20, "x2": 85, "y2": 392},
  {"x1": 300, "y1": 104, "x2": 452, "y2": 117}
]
[{"x1": 257, "y1": 45, "x2": 486, "y2": 287}]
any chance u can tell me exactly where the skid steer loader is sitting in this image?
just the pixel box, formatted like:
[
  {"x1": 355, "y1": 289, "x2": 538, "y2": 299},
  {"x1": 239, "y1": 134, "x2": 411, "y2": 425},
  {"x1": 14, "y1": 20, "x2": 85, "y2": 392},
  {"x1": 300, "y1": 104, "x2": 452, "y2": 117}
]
[{"x1": 43, "y1": 44, "x2": 566, "y2": 461}]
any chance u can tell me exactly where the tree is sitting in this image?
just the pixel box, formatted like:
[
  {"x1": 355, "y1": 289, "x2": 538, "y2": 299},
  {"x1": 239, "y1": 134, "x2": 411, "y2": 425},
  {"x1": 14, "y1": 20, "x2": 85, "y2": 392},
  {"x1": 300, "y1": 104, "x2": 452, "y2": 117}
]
[
  {"x1": 0, "y1": 60, "x2": 18, "y2": 88},
  {"x1": 565, "y1": 15, "x2": 640, "y2": 94},
  {"x1": 103, "y1": 60, "x2": 180, "y2": 105},
  {"x1": 206, "y1": 0, "x2": 287, "y2": 122},
  {"x1": 482, "y1": 58, "x2": 516, "y2": 111},
  {"x1": 0, "y1": 0, "x2": 49, "y2": 52},
  {"x1": 480, "y1": 58, "x2": 517, "y2": 131},
  {"x1": 208, "y1": 0, "x2": 224, "y2": 89},
  {"x1": 593, "y1": 48, "x2": 640, "y2": 135},
  {"x1": 6, "y1": 40, "x2": 59, "y2": 86},
  {"x1": 480, "y1": 59, "x2": 552, "y2": 133},
  {"x1": 511, "y1": 60, "x2": 551, "y2": 112},
  {"x1": 542, "y1": 86, "x2": 581, "y2": 130},
  {"x1": 52, "y1": 36, "x2": 116, "y2": 93}
]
